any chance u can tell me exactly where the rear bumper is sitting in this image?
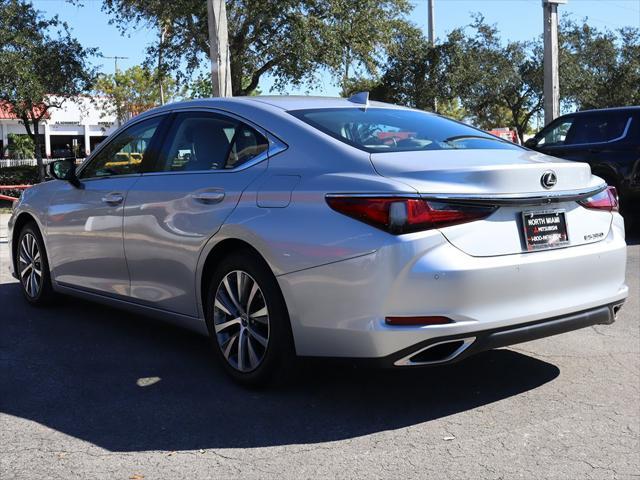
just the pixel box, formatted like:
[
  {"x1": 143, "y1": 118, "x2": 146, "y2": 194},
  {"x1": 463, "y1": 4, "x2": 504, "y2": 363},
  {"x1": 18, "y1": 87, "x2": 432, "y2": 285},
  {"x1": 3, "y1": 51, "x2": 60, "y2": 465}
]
[
  {"x1": 278, "y1": 214, "x2": 628, "y2": 359},
  {"x1": 385, "y1": 301, "x2": 623, "y2": 367}
]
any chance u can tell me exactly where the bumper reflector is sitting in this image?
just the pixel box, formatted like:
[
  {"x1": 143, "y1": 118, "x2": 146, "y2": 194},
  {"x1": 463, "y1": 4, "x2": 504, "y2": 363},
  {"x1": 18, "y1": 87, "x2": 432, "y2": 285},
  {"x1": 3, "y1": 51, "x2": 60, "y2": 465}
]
[{"x1": 385, "y1": 316, "x2": 453, "y2": 326}]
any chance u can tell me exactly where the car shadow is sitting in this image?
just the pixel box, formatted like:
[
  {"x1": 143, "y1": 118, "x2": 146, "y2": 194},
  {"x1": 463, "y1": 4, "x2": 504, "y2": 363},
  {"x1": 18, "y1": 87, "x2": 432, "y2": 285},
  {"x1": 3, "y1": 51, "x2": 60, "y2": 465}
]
[{"x1": 0, "y1": 282, "x2": 560, "y2": 452}]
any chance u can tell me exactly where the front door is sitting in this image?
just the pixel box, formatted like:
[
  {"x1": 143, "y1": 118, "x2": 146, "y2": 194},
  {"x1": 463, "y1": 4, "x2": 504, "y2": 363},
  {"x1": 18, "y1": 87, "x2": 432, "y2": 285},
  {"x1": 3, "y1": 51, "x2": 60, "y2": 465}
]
[{"x1": 46, "y1": 115, "x2": 166, "y2": 296}]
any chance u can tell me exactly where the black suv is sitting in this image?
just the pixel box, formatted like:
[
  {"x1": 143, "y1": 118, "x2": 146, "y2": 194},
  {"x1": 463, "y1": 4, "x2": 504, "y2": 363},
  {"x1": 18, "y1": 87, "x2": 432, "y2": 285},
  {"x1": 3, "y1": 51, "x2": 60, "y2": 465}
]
[{"x1": 525, "y1": 107, "x2": 640, "y2": 217}]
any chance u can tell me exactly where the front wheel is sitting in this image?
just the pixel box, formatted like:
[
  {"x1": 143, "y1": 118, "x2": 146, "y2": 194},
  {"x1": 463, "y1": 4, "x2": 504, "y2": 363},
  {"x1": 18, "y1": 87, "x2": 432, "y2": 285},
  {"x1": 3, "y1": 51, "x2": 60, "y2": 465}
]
[
  {"x1": 16, "y1": 222, "x2": 54, "y2": 305},
  {"x1": 205, "y1": 250, "x2": 296, "y2": 386}
]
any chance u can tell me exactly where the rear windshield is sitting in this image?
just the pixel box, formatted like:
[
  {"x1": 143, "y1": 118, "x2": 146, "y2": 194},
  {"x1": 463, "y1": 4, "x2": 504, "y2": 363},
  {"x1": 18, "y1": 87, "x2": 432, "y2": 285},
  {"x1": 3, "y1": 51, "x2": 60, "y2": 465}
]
[{"x1": 289, "y1": 107, "x2": 521, "y2": 153}]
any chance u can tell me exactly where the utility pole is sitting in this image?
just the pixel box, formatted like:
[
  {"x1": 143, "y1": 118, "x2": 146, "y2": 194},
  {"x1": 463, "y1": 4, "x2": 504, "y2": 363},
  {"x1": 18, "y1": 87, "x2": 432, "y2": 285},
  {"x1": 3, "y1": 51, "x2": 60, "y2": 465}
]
[
  {"x1": 207, "y1": 0, "x2": 232, "y2": 97},
  {"x1": 542, "y1": 0, "x2": 566, "y2": 125},
  {"x1": 427, "y1": 0, "x2": 437, "y2": 112},
  {"x1": 102, "y1": 55, "x2": 129, "y2": 127},
  {"x1": 102, "y1": 55, "x2": 129, "y2": 75},
  {"x1": 427, "y1": 0, "x2": 435, "y2": 45}
]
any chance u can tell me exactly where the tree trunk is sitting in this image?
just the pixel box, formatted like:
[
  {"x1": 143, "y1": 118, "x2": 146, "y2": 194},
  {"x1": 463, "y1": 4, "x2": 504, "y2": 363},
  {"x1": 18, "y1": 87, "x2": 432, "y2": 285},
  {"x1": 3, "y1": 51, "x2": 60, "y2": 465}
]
[{"x1": 33, "y1": 119, "x2": 45, "y2": 182}]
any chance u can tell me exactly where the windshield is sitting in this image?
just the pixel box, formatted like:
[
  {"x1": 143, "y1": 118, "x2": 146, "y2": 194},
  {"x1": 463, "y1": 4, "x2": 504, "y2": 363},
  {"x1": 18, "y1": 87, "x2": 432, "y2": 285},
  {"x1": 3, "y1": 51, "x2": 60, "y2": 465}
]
[{"x1": 289, "y1": 107, "x2": 520, "y2": 153}]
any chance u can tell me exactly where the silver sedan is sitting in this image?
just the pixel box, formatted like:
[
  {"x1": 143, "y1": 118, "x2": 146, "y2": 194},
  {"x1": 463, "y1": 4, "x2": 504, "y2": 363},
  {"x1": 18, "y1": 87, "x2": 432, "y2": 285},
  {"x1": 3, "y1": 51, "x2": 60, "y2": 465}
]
[{"x1": 8, "y1": 95, "x2": 628, "y2": 386}]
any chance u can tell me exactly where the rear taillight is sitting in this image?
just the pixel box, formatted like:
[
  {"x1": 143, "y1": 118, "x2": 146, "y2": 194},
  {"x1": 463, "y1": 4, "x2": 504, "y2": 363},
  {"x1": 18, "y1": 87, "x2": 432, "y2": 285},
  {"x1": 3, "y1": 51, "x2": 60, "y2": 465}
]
[
  {"x1": 579, "y1": 186, "x2": 619, "y2": 212},
  {"x1": 326, "y1": 196, "x2": 497, "y2": 234}
]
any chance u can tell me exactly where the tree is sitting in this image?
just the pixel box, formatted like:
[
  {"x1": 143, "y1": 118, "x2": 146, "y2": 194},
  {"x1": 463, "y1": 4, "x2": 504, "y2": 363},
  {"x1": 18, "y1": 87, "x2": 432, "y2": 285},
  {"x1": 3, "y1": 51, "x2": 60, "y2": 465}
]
[
  {"x1": 7, "y1": 133, "x2": 34, "y2": 159},
  {"x1": 315, "y1": 0, "x2": 411, "y2": 94},
  {"x1": 100, "y1": 0, "x2": 412, "y2": 96},
  {"x1": 356, "y1": 25, "x2": 468, "y2": 116},
  {"x1": 188, "y1": 72, "x2": 260, "y2": 98},
  {"x1": 94, "y1": 65, "x2": 181, "y2": 123},
  {"x1": 0, "y1": 0, "x2": 97, "y2": 181},
  {"x1": 560, "y1": 19, "x2": 640, "y2": 110}
]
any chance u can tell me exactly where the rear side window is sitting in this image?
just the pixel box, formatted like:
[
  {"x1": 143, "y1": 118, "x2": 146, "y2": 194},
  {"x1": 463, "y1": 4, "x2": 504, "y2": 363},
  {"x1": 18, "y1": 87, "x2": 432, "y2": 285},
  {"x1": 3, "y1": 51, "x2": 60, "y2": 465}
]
[
  {"x1": 563, "y1": 113, "x2": 632, "y2": 145},
  {"x1": 154, "y1": 112, "x2": 268, "y2": 172},
  {"x1": 289, "y1": 108, "x2": 519, "y2": 152}
]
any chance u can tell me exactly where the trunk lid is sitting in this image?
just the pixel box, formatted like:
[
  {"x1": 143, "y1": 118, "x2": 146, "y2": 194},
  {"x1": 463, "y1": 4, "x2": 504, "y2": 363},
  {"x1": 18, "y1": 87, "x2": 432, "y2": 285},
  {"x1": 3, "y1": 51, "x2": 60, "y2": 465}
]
[
  {"x1": 370, "y1": 149, "x2": 612, "y2": 257},
  {"x1": 370, "y1": 149, "x2": 597, "y2": 195}
]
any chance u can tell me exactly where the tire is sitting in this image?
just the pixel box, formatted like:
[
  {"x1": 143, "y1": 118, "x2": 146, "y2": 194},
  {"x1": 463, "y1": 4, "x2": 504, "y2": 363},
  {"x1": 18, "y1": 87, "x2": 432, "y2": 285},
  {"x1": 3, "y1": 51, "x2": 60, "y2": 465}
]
[
  {"x1": 204, "y1": 249, "x2": 296, "y2": 387},
  {"x1": 15, "y1": 222, "x2": 55, "y2": 305}
]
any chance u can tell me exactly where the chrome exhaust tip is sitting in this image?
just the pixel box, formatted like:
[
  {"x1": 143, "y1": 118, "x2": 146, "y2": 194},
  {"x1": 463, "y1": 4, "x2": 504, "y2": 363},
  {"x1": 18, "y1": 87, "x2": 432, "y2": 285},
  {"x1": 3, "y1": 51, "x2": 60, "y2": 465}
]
[
  {"x1": 394, "y1": 337, "x2": 476, "y2": 367},
  {"x1": 611, "y1": 302, "x2": 625, "y2": 320}
]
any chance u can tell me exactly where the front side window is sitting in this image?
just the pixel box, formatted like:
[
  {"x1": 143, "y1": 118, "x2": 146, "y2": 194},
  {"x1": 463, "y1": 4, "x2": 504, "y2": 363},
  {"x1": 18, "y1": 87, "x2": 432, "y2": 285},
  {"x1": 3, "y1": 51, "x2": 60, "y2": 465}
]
[
  {"x1": 80, "y1": 117, "x2": 163, "y2": 179},
  {"x1": 537, "y1": 118, "x2": 574, "y2": 147},
  {"x1": 289, "y1": 108, "x2": 520, "y2": 153},
  {"x1": 156, "y1": 112, "x2": 268, "y2": 172}
]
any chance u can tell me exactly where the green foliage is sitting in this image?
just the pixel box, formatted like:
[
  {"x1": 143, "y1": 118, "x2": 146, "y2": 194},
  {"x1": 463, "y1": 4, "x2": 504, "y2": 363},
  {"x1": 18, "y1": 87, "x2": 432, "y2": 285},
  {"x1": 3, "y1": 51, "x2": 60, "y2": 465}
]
[
  {"x1": 560, "y1": 19, "x2": 640, "y2": 110},
  {"x1": 362, "y1": 24, "x2": 469, "y2": 115},
  {"x1": 7, "y1": 134, "x2": 34, "y2": 159},
  {"x1": 94, "y1": 65, "x2": 181, "y2": 122},
  {"x1": 0, "y1": 166, "x2": 39, "y2": 201},
  {"x1": 0, "y1": 0, "x2": 97, "y2": 180},
  {"x1": 187, "y1": 72, "x2": 261, "y2": 99},
  {"x1": 0, "y1": 166, "x2": 39, "y2": 184},
  {"x1": 316, "y1": 0, "x2": 411, "y2": 91},
  {"x1": 451, "y1": 16, "x2": 544, "y2": 141},
  {"x1": 100, "y1": 0, "x2": 412, "y2": 96},
  {"x1": 366, "y1": 14, "x2": 638, "y2": 141}
]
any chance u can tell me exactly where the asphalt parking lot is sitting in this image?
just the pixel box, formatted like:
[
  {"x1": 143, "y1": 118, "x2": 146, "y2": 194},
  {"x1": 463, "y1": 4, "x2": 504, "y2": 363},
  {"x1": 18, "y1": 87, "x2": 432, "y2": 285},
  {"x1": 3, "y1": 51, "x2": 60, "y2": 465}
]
[{"x1": 0, "y1": 214, "x2": 638, "y2": 480}]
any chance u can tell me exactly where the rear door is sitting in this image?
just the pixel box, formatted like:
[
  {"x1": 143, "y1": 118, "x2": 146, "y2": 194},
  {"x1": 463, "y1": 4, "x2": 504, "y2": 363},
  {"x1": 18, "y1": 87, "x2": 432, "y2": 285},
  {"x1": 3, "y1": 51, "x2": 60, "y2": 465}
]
[
  {"x1": 123, "y1": 110, "x2": 270, "y2": 316},
  {"x1": 46, "y1": 115, "x2": 166, "y2": 295},
  {"x1": 536, "y1": 111, "x2": 633, "y2": 166}
]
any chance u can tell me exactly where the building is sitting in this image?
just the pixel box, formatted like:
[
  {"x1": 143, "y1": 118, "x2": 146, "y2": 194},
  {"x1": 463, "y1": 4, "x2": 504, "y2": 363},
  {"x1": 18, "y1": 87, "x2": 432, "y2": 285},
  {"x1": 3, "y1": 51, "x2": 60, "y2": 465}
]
[{"x1": 0, "y1": 96, "x2": 118, "y2": 158}]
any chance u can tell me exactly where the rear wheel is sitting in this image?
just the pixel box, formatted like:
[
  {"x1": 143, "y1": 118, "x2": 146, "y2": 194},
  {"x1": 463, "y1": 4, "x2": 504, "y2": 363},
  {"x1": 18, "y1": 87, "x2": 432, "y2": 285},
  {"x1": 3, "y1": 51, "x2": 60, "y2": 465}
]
[
  {"x1": 16, "y1": 222, "x2": 54, "y2": 305},
  {"x1": 205, "y1": 250, "x2": 296, "y2": 386}
]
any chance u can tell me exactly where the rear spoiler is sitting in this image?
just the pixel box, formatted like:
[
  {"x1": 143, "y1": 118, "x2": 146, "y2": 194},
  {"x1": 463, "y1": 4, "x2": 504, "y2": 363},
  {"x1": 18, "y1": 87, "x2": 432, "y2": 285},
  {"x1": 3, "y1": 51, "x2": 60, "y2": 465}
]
[{"x1": 421, "y1": 184, "x2": 607, "y2": 206}]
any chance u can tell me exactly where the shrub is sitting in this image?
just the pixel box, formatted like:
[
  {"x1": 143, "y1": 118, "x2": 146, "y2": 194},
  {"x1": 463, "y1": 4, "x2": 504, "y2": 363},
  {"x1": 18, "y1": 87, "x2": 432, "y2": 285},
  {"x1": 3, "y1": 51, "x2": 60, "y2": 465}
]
[{"x1": 0, "y1": 166, "x2": 40, "y2": 200}]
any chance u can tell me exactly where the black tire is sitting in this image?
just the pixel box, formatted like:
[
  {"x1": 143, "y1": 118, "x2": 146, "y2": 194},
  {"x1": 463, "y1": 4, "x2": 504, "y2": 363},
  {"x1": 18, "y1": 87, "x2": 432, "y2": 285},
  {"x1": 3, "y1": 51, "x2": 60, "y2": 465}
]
[
  {"x1": 15, "y1": 222, "x2": 55, "y2": 305},
  {"x1": 204, "y1": 249, "x2": 297, "y2": 387}
]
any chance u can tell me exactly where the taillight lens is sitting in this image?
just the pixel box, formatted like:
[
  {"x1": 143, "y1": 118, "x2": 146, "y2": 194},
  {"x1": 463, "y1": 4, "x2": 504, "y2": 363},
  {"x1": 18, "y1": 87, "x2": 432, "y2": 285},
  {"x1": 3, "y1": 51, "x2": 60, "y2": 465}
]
[
  {"x1": 579, "y1": 186, "x2": 619, "y2": 212},
  {"x1": 326, "y1": 196, "x2": 497, "y2": 234}
]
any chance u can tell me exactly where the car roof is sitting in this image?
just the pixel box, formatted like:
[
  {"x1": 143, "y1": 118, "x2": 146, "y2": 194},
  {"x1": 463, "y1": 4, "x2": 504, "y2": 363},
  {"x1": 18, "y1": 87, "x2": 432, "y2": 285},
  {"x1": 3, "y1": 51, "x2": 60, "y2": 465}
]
[
  {"x1": 238, "y1": 95, "x2": 399, "y2": 111},
  {"x1": 571, "y1": 106, "x2": 640, "y2": 116},
  {"x1": 139, "y1": 95, "x2": 412, "y2": 118}
]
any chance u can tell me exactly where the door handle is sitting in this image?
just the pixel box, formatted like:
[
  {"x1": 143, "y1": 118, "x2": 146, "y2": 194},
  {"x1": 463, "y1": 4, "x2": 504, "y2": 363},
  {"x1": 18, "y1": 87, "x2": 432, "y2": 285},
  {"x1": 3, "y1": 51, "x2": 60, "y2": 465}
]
[
  {"x1": 192, "y1": 191, "x2": 225, "y2": 204},
  {"x1": 102, "y1": 192, "x2": 124, "y2": 205}
]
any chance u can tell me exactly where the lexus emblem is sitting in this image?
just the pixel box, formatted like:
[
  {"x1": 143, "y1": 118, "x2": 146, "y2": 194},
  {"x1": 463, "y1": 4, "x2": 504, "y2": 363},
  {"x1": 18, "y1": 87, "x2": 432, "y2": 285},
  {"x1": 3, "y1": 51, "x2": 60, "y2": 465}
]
[{"x1": 541, "y1": 170, "x2": 557, "y2": 189}]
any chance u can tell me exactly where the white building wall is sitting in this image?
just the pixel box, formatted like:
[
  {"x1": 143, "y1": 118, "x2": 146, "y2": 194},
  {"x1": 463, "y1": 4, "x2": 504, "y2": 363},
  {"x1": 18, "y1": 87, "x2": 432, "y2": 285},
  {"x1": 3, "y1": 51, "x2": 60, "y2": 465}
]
[{"x1": 1, "y1": 95, "x2": 118, "y2": 158}]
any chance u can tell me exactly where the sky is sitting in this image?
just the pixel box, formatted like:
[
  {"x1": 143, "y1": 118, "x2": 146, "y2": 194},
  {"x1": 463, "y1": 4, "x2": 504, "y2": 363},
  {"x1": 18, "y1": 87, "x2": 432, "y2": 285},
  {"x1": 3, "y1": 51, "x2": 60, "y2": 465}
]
[{"x1": 32, "y1": 0, "x2": 640, "y2": 96}]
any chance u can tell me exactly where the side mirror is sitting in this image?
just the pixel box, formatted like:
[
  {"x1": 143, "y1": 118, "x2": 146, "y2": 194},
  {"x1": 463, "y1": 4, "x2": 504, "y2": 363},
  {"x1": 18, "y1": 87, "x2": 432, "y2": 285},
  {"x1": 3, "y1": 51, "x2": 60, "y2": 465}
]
[
  {"x1": 49, "y1": 158, "x2": 81, "y2": 188},
  {"x1": 523, "y1": 138, "x2": 538, "y2": 149}
]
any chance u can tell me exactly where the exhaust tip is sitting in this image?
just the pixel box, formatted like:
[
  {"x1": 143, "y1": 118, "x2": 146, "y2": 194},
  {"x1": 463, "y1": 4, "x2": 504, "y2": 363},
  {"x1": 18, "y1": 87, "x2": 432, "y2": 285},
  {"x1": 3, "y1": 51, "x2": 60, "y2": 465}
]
[
  {"x1": 612, "y1": 302, "x2": 624, "y2": 320},
  {"x1": 394, "y1": 337, "x2": 475, "y2": 366}
]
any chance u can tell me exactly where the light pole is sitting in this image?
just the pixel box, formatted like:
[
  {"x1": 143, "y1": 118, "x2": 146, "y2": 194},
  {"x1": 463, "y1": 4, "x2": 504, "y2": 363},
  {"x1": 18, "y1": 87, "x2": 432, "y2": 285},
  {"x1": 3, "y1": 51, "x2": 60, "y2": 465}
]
[
  {"x1": 427, "y1": 0, "x2": 437, "y2": 112},
  {"x1": 543, "y1": 0, "x2": 567, "y2": 125},
  {"x1": 428, "y1": 0, "x2": 435, "y2": 45},
  {"x1": 207, "y1": 0, "x2": 232, "y2": 97}
]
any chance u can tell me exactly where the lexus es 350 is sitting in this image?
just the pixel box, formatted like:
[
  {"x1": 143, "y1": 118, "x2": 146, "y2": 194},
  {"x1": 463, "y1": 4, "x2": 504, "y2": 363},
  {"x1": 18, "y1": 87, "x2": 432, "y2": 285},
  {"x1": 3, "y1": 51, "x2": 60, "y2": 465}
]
[{"x1": 8, "y1": 95, "x2": 628, "y2": 385}]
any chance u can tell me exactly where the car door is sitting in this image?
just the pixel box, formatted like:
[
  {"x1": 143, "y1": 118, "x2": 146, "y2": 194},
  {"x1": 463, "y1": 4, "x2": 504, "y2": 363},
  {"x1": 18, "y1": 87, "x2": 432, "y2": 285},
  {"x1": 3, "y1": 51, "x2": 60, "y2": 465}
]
[
  {"x1": 532, "y1": 115, "x2": 593, "y2": 162},
  {"x1": 46, "y1": 115, "x2": 168, "y2": 296},
  {"x1": 123, "y1": 110, "x2": 271, "y2": 317}
]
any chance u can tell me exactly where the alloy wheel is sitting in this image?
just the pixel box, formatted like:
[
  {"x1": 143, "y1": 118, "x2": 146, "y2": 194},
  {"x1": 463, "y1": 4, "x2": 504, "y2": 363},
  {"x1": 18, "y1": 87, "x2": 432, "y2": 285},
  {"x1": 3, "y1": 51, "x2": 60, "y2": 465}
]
[
  {"x1": 18, "y1": 233, "x2": 43, "y2": 298},
  {"x1": 213, "y1": 270, "x2": 270, "y2": 372}
]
